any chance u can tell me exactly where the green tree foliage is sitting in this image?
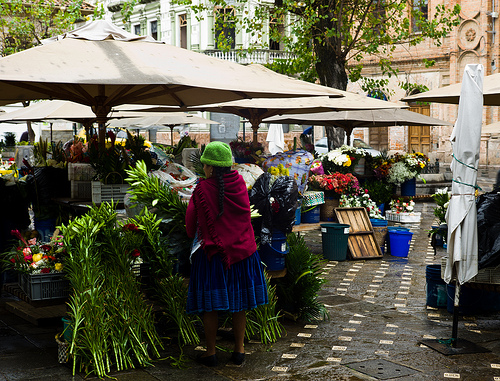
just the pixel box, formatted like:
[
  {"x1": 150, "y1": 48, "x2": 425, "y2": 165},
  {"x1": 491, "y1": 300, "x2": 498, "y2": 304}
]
[
  {"x1": 174, "y1": 0, "x2": 460, "y2": 94},
  {"x1": 0, "y1": 0, "x2": 89, "y2": 57}
]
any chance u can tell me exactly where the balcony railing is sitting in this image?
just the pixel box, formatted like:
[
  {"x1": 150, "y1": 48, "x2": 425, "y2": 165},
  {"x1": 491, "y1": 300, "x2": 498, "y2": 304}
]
[{"x1": 202, "y1": 49, "x2": 294, "y2": 64}]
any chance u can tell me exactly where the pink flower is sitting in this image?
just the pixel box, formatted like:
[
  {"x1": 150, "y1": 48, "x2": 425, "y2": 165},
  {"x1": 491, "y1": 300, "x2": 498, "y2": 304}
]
[{"x1": 22, "y1": 247, "x2": 31, "y2": 256}]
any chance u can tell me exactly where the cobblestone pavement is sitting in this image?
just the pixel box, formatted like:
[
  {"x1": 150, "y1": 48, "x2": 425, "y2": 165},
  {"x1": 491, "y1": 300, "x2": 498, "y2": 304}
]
[{"x1": 3, "y1": 198, "x2": 500, "y2": 380}]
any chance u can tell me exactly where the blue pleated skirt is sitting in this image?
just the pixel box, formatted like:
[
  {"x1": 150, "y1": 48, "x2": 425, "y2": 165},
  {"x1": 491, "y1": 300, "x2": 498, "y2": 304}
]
[{"x1": 186, "y1": 249, "x2": 269, "y2": 314}]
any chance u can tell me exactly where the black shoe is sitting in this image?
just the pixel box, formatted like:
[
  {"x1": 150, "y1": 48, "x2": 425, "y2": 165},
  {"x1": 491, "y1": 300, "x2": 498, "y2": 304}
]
[
  {"x1": 230, "y1": 352, "x2": 245, "y2": 365},
  {"x1": 196, "y1": 353, "x2": 218, "y2": 367}
]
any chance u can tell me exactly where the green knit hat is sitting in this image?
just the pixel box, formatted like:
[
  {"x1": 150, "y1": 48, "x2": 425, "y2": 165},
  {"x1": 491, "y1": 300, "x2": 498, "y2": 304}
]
[{"x1": 200, "y1": 141, "x2": 233, "y2": 167}]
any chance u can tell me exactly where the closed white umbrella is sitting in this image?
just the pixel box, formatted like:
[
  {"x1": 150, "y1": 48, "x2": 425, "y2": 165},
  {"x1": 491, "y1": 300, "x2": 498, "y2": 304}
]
[
  {"x1": 441, "y1": 64, "x2": 483, "y2": 352},
  {"x1": 444, "y1": 64, "x2": 483, "y2": 285}
]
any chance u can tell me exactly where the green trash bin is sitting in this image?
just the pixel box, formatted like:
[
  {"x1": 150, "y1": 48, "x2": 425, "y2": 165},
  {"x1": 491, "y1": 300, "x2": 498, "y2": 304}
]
[{"x1": 321, "y1": 223, "x2": 350, "y2": 261}]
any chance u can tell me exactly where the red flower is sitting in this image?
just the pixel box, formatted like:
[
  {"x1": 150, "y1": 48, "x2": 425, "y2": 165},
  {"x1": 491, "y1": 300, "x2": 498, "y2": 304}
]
[
  {"x1": 131, "y1": 249, "x2": 141, "y2": 258},
  {"x1": 123, "y1": 223, "x2": 139, "y2": 232},
  {"x1": 40, "y1": 245, "x2": 52, "y2": 252},
  {"x1": 40, "y1": 268, "x2": 50, "y2": 274}
]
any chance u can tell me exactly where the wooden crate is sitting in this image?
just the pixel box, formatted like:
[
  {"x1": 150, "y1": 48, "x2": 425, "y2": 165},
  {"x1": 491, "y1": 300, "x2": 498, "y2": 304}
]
[{"x1": 334, "y1": 207, "x2": 383, "y2": 260}]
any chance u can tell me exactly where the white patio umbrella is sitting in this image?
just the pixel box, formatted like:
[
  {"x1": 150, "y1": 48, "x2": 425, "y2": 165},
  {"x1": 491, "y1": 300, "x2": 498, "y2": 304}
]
[
  {"x1": 263, "y1": 108, "x2": 452, "y2": 145},
  {"x1": 186, "y1": 95, "x2": 406, "y2": 146},
  {"x1": 0, "y1": 20, "x2": 344, "y2": 151},
  {"x1": 401, "y1": 71, "x2": 500, "y2": 106},
  {"x1": 109, "y1": 113, "x2": 219, "y2": 144}
]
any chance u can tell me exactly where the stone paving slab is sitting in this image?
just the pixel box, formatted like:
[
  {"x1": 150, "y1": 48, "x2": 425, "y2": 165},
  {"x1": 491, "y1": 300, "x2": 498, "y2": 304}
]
[{"x1": 3, "y1": 199, "x2": 500, "y2": 380}]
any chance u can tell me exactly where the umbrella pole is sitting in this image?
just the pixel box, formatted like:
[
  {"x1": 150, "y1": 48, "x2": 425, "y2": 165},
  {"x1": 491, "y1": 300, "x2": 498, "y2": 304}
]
[
  {"x1": 169, "y1": 125, "x2": 174, "y2": 146},
  {"x1": 451, "y1": 282, "x2": 461, "y2": 347}
]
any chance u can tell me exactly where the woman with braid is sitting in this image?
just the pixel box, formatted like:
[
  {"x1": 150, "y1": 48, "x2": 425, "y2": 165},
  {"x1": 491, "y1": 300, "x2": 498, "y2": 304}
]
[{"x1": 185, "y1": 141, "x2": 268, "y2": 367}]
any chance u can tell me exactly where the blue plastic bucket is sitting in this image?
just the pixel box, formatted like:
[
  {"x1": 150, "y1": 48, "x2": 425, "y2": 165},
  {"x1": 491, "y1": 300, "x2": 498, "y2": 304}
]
[
  {"x1": 302, "y1": 205, "x2": 320, "y2": 223},
  {"x1": 62, "y1": 316, "x2": 73, "y2": 342},
  {"x1": 426, "y1": 265, "x2": 447, "y2": 308},
  {"x1": 370, "y1": 219, "x2": 388, "y2": 227},
  {"x1": 321, "y1": 223, "x2": 350, "y2": 261},
  {"x1": 260, "y1": 231, "x2": 289, "y2": 271},
  {"x1": 388, "y1": 230, "x2": 413, "y2": 257},
  {"x1": 401, "y1": 177, "x2": 416, "y2": 196},
  {"x1": 34, "y1": 218, "x2": 56, "y2": 242},
  {"x1": 295, "y1": 206, "x2": 301, "y2": 225},
  {"x1": 386, "y1": 227, "x2": 409, "y2": 254}
]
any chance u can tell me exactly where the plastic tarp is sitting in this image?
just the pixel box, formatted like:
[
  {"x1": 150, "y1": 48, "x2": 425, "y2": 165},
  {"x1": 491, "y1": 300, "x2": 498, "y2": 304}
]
[
  {"x1": 249, "y1": 172, "x2": 298, "y2": 246},
  {"x1": 262, "y1": 150, "x2": 314, "y2": 196},
  {"x1": 476, "y1": 192, "x2": 500, "y2": 269}
]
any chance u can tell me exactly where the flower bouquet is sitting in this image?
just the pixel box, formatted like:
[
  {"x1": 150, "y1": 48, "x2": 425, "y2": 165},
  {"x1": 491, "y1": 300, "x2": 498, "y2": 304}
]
[
  {"x1": 339, "y1": 191, "x2": 383, "y2": 219},
  {"x1": 308, "y1": 172, "x2": 361, "y2": 198},
  {"x1": 387, "y1": 152, "x2": 429, "y2": 185},
  {"x1": 431, "y1": 187, "x2": 450, "y2": 225},
  {"x1": 5, "y1": 230, "x2": 65, "y2": 274},
  {"x1": 386, "y1": 197, "x2": 421, "y2": 223},
  {"x1": 3, "y1": 230, "x2": 69, "y2": 301},
  {"x1": 229, "y1": 138, "x2": 263, "y2": 163},
  {"x1": 321, "y1": 145, "x2": 365, "y2": 174}
]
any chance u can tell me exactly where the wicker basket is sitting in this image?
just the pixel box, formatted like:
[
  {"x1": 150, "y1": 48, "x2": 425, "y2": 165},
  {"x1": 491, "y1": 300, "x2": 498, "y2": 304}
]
[
  {"x1": 320, "y1": 197, "x2": 339, "y2": 221},
  {"x1": 55, "y1": 333, "x2": 69, "y2": 364},
  {"x1": 373, "y1": 226, "x2": 388, "y2": 248}
]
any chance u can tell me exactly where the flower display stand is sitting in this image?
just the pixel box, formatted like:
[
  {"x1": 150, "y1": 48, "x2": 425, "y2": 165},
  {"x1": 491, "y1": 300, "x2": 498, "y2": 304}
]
[
  {"x1": 67, "y1": 162, "x2": 96, "y2": 181},
  {"x1": 19, "y1": 272, "x2": 70, "y2": 301},
  {"x1": 91, "y1": 181, "x2": 129, "y2": 204},
  {"x1": 386, "y1": 211, "x2": 421, "y2": 223}
]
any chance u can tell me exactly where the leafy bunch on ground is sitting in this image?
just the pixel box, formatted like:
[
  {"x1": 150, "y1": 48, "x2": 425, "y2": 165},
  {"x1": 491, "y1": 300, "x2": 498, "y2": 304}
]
[
  {"x1": 61, "y1": 203, "x2": 163, "y2": 377},
  {"x1": 275, "y1": 233, "x2": 329, "y2": 322}
]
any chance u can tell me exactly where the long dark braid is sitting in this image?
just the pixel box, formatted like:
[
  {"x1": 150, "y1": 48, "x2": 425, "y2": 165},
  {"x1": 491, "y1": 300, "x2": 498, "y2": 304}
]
[{"x1": 213, "y1": 166, "x2": 232, "y2": 218}]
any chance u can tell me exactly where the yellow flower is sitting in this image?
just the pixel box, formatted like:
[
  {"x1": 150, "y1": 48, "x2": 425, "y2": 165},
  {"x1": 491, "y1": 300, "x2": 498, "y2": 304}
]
[
  {"x1": 343, "y1": 158, "x2": 352, "y2": 167},
  {"x1": 32, "y1": 253, "x2": 43, "y2": 262},
  {"x1": 55, "y1": 263, "x2": 63, "y2": 272}
]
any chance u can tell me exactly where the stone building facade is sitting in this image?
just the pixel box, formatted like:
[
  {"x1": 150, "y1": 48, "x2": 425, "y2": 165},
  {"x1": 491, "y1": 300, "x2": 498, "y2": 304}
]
[
  {"x1": 99, "y1": 0, "x2": 500, "y2": 167},
  {"x1": 354, "y1": 0, "x2": 500, "y2": 170}
]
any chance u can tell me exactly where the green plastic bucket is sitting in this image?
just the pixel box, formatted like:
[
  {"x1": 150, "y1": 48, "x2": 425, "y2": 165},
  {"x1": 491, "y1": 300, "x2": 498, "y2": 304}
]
[{"x1": 321, "y1": 223, "x2": 350, "y2": 261}]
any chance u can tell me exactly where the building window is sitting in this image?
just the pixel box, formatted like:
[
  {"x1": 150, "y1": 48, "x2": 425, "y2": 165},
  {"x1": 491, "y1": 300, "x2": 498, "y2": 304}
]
[
  {"x1": 214, "y1": 7, "x2": 236, "y2": 50},
  {"x1": 411, "y1": 0, "x2": 428, "y2": 33},
  {"x1": 134, "y1": 24, "x2": 141, "y2": 36},
  {"x1": 179, "y1": 14, "x2": 187, "y2": 49},
  {"x1": 150, "y1": 20, "x2": 158, "y2": 40},
  {"x1": 269, "y1": 14, "x2": 285, "y2": 51}
]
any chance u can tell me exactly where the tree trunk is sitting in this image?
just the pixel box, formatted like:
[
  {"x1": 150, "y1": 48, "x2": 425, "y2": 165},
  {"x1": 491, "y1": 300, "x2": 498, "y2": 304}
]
[
  {"x1": 314, "y1": 34, "x2": 349, "y2": 148},
  {"x1": 325, "y1": 126, "x2": 345, "y2": 150}
]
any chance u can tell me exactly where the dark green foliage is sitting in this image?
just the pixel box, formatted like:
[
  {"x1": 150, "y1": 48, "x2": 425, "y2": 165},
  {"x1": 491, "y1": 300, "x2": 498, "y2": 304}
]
[
  {"x1": 245, "y1": 271, "x2": 285, "y2": 345},
  {"x1": 275, "y1": 233, "x2": 329, "y2": 322},
  {"x1": 61, "y1": 203, "x2": 164, "y2": 378},
  {"x1": 125, "y1": 161, "x2": 191, "y2": 275}
]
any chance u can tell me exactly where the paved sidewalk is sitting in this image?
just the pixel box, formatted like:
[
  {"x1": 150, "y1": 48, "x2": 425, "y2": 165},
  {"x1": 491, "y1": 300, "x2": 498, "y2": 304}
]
[{"x1": 2, "y1": 199, "x2": 500, "y2": 380}]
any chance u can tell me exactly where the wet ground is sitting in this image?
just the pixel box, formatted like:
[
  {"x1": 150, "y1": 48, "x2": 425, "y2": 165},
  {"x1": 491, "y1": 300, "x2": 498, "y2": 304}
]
[{"x1": 2, "y1": 173, "x2": 500, "y2": 380}]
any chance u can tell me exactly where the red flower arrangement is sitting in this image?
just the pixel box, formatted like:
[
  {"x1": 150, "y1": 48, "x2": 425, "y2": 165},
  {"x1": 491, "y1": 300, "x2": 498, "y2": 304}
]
[
  {"x1": 5, "y1": 230, "x2": 66, "y2": 274},
  {"x1": 308, "y1": 172, "x2": 361, "y2": 197}
]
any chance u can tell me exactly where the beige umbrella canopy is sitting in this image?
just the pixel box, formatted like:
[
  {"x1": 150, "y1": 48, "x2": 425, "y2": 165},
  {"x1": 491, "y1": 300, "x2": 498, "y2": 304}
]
[
  {"x1": 110, "y1": 113, "x2": 220, "y2": 144},
  {"x1": 0, "y1": 20, "x2": 344, "y2": 150},
  {"x1": 186, "y1": 94, "x2": 406, "y2": 146},
  {"x1": 263, "y1": 108, "x2": 452, "y2": 145},
  {"x1": 401, "y1": 72, "x2": 500, "y2": 106}
]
